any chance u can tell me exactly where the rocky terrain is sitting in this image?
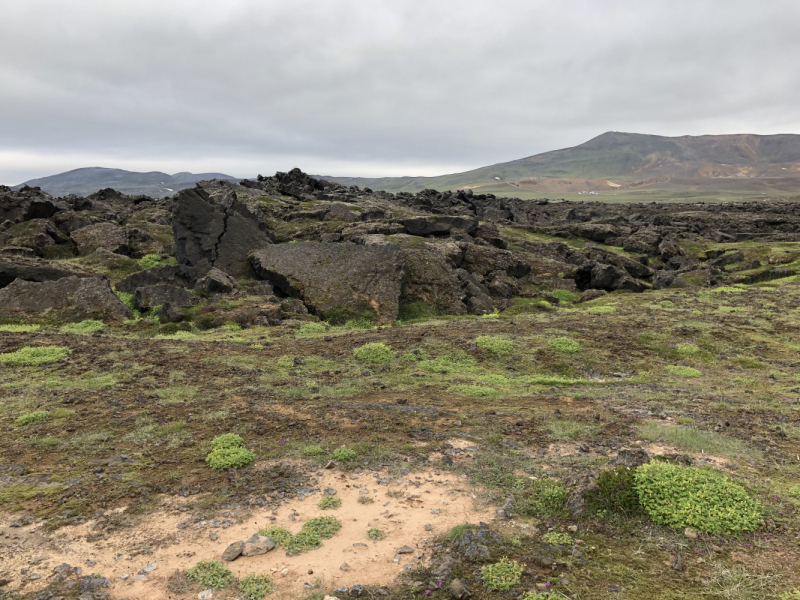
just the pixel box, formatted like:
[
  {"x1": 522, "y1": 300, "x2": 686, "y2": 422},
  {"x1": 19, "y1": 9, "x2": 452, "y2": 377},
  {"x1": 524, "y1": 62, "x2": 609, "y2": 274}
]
[{"x1": 2, "y1": 170, "x2": 800, "y2": 599}]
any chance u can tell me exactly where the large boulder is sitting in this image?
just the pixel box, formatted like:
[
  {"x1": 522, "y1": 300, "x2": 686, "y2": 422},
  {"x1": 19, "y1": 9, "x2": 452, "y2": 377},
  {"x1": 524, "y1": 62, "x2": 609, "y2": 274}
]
[
  {"x1": 5, "y1": 219, "x2": 67, "y2": 256},
  {"x1": 462, "y1": 245, "x2": 530, "y2": 278},
  {"x1": 570, "y1": 223, "x2": 621, "y2": 243},
  {"x1": 172, "y1": 187, "x2": 273, "y2": 279},
  {"x1": 402, "y1": 216, "x2": 478, "y2": 237},
  {"x1": 0, "y1": 275, "x2": 132, "y2": 320},
  {"x1": 574, "y1": 261, "x2": 648, "y2": 293},
  {"x1": 134, "y1": 284, "x2": 195, "y2": 311},
  {"x1": 585, "y1": 245, "x2": 653, "y2": 279},
  {"x1": 402, "y1": 246, "x2": 467, "y2": 314},
  {"x1": 622, "y1": 228, "x2": 662, "y2": 255},
  {"x1": 71, "y1": 222, "x2": 129, "y2": 255},
  {"x1": 652, "y1": 270, "x2": 687, "y2": 290},
  {"x1": 249, "y1": 242, "x2": 406, "y2": 324},
  {"x1": 0, "y1": 257, "x2": 92, "y2": 289}
]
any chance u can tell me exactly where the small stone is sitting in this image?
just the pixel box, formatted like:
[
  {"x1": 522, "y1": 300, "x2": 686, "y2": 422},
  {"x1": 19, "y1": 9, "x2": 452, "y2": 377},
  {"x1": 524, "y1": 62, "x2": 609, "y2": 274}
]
[
  {"x1": 340, "y1": 563, "x2": 351, "y2": 572},
  {"x1": 684, "y1": 528, "x2": 698, "y2": 539},
  {"x1": 242, "y1": 534, "x2": 276, "y2": 556},
  {"x1": 85, "y1": 560, "x2": 97, "y2": 567},
  {"x1": 431, "y1": 509, "x2": 441, "y2": 515},
  {"x1": 309, "y1": 569, "x2": 314, "y2": 574},
  {"x1": 222, "y1": 541, "x2": 245, "y2": 561},
  {"x1": 209, "y1": 531, "x2": 218, "y2": 541},
  {"x1": 325, "y1": 461, "x2": 335, "y2": 469},
  {"x1": 199, "y1": 591, "x2": 214, "y2": 600},
  {"x1": 393, "y1": 555, "x2": 401, "y2": 563},
  {"x1": 281, "y1": 568, "x2": 289, "y2": 575},
  {"x1": 449, "y1": 578, "x2": 472, "y2": 599},
  {"x1": 120, "y1": 574, "x2": 129, "y2": 580},
  {"x1": 567, "y1": 525, "x2": 578, "y2": 533},
  {"x1": 671, "y1": 555, "x2": 683, "y2": 572},
  {"x1": 139, "y1": 563, "x2": 157, "y2": 574},
  {"x1": 396, "y1": 545, "x2": 414, "y2": 554},
  {"x1": 132, "y1": 575, "x2": 146, "y2": 581},
  {"x1": 349, "y1": 584, "x2": 367, "y2": 597},
  {"x1": 424, "y1": 524, "x2": 433, "y2": 531},
  {"x1": 323, "y1": 597, "x2": 342, "y2": 600},
  {"x1": 30, "y1": 573, "x2": 40, "y2": 580}
]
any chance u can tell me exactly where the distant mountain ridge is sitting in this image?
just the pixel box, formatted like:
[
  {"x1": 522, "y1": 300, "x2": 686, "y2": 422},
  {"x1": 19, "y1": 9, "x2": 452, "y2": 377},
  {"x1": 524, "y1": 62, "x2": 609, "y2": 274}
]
[
  {"x1": 12, "y1": 167, "x2": 239, "y2": 198},
  {"x1": 319, "y1": 132, "x2": 800, "y2": 197}
]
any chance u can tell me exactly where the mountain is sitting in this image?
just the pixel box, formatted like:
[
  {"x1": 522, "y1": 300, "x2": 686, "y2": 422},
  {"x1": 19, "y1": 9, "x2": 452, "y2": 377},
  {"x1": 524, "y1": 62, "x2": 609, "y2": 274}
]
[
  {"x1": 12, "y1": 167, "x2": 239, "y2": 198},
  {"x1": 320, "y1": 132, "x2": 800, "y2": 200}
]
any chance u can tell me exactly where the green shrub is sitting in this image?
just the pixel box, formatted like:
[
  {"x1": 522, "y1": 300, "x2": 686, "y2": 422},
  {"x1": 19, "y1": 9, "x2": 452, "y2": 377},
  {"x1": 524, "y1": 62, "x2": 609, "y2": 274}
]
[
  {"x1": 542, "y1": 531, "x2": 572, "y2": 546},
  {"x1": 584, "y1": 467, "x2": 641, "y2": 516},
  {"x1": 666, "y1": 365, "x2": 702, "y2": 378},
  {"x1": 302, "y1": 444, "x2": 325, "y2": 457},
  {"x1": 476, "y1": 335, "x2": 514, "y2": 355},
  {"x1": 284, "y1": 516, "x2": 342, "y2": 556},
  {"x1": 0, "y1": 324, "x2": 40, "y2": 333},
  {"x1": 344, "y1": 317, "x2": 374, "y2": 329},
  {"x1": 297, "y1": 323, "x2": 327, "y2": 336},
  {"x1": 139, "y1": 254, "x2": 167, "y2": 269},
  {"x1": 0, "y1": 346, "x2": 71, "y2": 366},
  {"x1": 481, "y1": 558, "x2": 523, "y2": 591},
  {"x1": 238, "y1": 573, "x2": 274, "y2": 600},
  {"x1": 353, "y1": 342, "x2": 395, "y2": 364},
  {"x1": 548, "y1": 337, "x2": 581, "y2": 353},
  {"x1": 186, "y1": 561, "x2": 235, "y2": 590},
  {"x1": 398, "y1": 302, "x2": 439, "y2": 323},
  {"x1": 514, "y1": 479, "x2": 568, "y2": 518},
  {"x1": 366, "y1": 527, "x2": 385, "y2": 540},
  {"x1": 206, "y1": 447, "x2": 255, "y2": 471},
  {"x1": 16, "y1": 411, "x2": 50, "y2": 426},
  {"x1": 257, "y1": 526, "x2": 293, "y2": 547},
  {"x1": 318, "y1": 495, "x2": 342, "y2": 510},
  {"x1": 333, "y1": 447, "x2": 357, "y2": 462},
  {"x1": 634, "y1": 462, "x2": 762, "y2": 534},
  {"x1": 209, "y1": 433, "x2": 245, "y2": 451},
  {"x1": 59, "y1": 320, "x2": 106, "y2": 335}
]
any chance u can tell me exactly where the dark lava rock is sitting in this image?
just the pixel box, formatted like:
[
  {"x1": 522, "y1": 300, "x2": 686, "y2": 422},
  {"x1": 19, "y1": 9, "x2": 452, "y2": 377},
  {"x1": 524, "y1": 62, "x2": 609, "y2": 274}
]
[
  {"x1": 402, "y1": 215, "x2": 478, "y2": 236},
  {"x1": 134, "y1": 284, "x2": 194, "y2": 311},
  {"x1": 71, "y1": 223, "x2": 129, "y2": 256},
  {"x1": 652, "y1": 269, "x2": 687, "y2": 290},
  {"x1": 612, "y1": 448, "x2": 651, "y2": 468},
  {"x1": 116, "y1": 264, "x2": 207, "y2": 295},
  {"x1": 222, "y1": 540, "x2": 245, "y2": 561},
  {"x1": 250, "y1": 242, "x2": 406, "y2": 324},
  {"x1": 0, "y1": 275, "x2": 131, "y2": 320},
  {"x1": 0, "y1": 256, "x2": 92, "y2": 289}
]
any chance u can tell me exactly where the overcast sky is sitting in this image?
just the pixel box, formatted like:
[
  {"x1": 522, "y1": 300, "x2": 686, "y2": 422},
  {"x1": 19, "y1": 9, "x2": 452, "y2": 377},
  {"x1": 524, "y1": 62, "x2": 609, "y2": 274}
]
[{"x1": 2, "y1": 0, "x2": 799, "y2": 184}]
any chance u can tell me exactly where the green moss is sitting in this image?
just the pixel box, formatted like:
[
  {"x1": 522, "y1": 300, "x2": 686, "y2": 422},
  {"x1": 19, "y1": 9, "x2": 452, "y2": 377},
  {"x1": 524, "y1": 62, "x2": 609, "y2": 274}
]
[
  {"x1": 296, "y1": 323, "x2": 327, "y2": 337},
  {"x1": 542, "y1": 531, "x2": 573, "y2": 545},
  {"x1": 206, "y1": 447, "x2": 255, "y2": 471},
  {"x1": 0, "y1": 324, "x2": 40, "y2": 333},
  {"x1": 665, "y1": 365, "x2": 702, "y2": 378},
  {"x1": 209, "y1": 433, "x2": 245, "y2": 451},
  {"x1": 0, "y1": 346, "x2": 71, "y2": 366},
  {"x1": 481, "y1": 558, "x2": 523, "y2": 591},
  {"x1": 418, "y1": 352, "x2": 478, "y2": 373},
  {"x1": 0, "y1": 484, "x2": 65, "y2": 506},
  {"x1": 302, "y1": 444, "x2": 325, "y2": 456},
  {"x1": 16, "y1": 410, "x2": 50, "y2": 426},
  {"x1": 587, "y1": 305, "x2": 616, "y2": 314}
]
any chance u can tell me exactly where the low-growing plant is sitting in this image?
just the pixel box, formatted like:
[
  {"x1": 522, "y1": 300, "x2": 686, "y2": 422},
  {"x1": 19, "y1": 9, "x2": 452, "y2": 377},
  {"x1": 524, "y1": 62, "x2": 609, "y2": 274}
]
[
  {"x1": 666, "y1": 365, "x2": 702, "y2": 378},
  {"x1": 139, "y1": 253, "x2": 171, "y2": 269},
  {"x1": 418, "y1": 352, "x2": 478, "y2": 373},
  {"x1": 450, "y1": 384, "x2": 497, "y2": 398},
  {"x1": 634, "y1": 462, "x2": 762, "y2": 534},
  {"x1": 358, "y1": 495, "x2": 374, "y2": 505},
  {"x1": 302, "y1": 444, "x2": 326, "y2": 457},
  {"x1": 344, "y1": 317, "x2": 374, "y2": 329},
  {"x1": 514, "y1": 479, "x2": 568, "y2": 518},
  {"x1": 584, "y1": 467, "x2": 641, "y2": 516},
  {"x1": 206, "y1": 446, "x2": 256, "y2": 471},
  {"x1": 0, "y1": 324, "x2": 40, "y2": 333},
  {"x1": 209, "y1": 433, "x2": 245, "y2": 451},
  {"x1": 0, "y1": 346, "x2": 71, "y2": 366},
  {"x1": 297, "y1": 323, "x2": 327, "y2": 336},
  {"x1": 551, "y1": 289, "x2": 579, "y2": 303},
  {"x1": 353, "y1": 342, "x2": 395, "y2": 364},
  {"x1": 481, "y1": 558, "x2": 523, "y2": 591},
  {"x1": 366, "y1": 527, "x2": 385, "y2": 540},
  {"x1": 542, "y1": 531, "x2": 572, "y2": 546},
  {"x1": 59, "y1": 319, "x2": 105, "y2": 335},
  {"x1": 333, "y1": 447, "x2": 357, "y2": 462},
  {"x1": 476, "y1": 335, "x2": 514, "y2": 355},
  {"x1": 675, "y1": 343, "x2": 700, "y2": 355},
  {"x1": 660, "y1": 300, "x2": 675, "y2": 308},
  {"x1": 186, "y1": 560, "x2": 235, "y2": 590},
  {"x1": 548, "y1": 337, "x2": 581, "y2": 353},
  {"x1": 16, "y1": 411, "x2": 50, "y2": 426},
  {"x1": 587, "y1": 305, "x2": 616, "y2": 314},
  {"x1": 284, "y1": 516, "x2": 342, "y2": 555},
  {"x1": 318, "y1": 495, "x2": 342, "y2": 510},
  {"x1": 238, "y1": 573, "x2": 275, "y2": 600},
  {"x1": 257, "y1": 526, "x2": 293, "y2": 546}
]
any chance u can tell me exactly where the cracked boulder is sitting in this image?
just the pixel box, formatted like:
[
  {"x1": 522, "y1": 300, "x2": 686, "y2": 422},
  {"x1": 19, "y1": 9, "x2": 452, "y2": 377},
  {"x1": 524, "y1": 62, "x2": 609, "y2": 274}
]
[
  {"x1": 574, "y1": 260, "x2": 649, "y2": 293},
  {"x1": 71, "y1": 222, "x2": 129, "y2": 256},
  {"x1": 172, "y1": 187, "x2": 273, "y2": 279},
  {"x1": 249, "y1": 242, "x2": 406, "y2": 324},
  {"x1": 0, "y1": 256, "x2": 93, "y2": 289},
  {"x1": 0, "y1": 275, "x2": 132, "y2": 321},
  {"x1": 116, "y1": 265, "x2": 208, "y2": 294}
]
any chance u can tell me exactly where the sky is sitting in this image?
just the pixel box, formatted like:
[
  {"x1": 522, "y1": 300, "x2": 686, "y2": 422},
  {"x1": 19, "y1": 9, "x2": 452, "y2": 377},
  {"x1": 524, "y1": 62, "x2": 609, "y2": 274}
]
[{"x1": 2, "y1": 0, "x2": 800, "y2": 184}]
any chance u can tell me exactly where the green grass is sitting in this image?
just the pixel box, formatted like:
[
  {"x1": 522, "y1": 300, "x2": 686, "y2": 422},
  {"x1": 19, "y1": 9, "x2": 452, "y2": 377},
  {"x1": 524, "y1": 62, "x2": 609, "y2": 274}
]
[
  {"x1": 638, "y1": 423, "x2": 753, "y2": 460},
  {"x1": 418, "y1": 352, "x2": 479, "y2": 373},
  {"x1": 587, "y1": 305, "x2": 616, "y2": 314},
  {"x1": 450, "y1": 384, "x2": 497, "y2": 398},
  {"x1": 548, "y1": 419, "x2": 599, "y2": 441},
  {"x1": 296, "y1": 323, "x2": 327, "y2": 337},
  {"x1": 155, "y1": 384, "x2": 198, "y2": 404},
  {"x1": 0, "y1": 346, "x2": 71, "y2": 366},
  {"x1": 0, "y1": 324, "x2": 40, "y2": 333},
  {"x1": 59, "y1": 320, "x2": 105, "y2": 335}
]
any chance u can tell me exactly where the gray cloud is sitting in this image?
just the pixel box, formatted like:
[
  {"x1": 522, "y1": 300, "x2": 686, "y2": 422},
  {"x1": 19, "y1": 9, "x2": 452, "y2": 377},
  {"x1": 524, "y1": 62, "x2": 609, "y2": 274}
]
[{"x1": 2, "y1": 0, "x2": 799, "y2": 183}]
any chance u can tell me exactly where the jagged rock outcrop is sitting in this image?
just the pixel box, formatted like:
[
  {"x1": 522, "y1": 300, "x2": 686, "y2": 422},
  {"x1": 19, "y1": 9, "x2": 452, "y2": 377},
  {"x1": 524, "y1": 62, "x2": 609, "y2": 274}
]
[
  {"x1": 0, "y1": 257, "x2": 92, "y2": 289},
  {"x1": 250, "y1": 242, "x2": 406, "y2": 324},
  {"x1": 574, "y1": 261, "x2": 649, "y2": 293},
  {"x1": 71, "y1": 222, "x2": 129, "y2": 255},
  {"x1": 172, "y1": 187, "x2": 273, "y2": 279},
  {"x1": 0, "y1": 275, "x2": 132, "y2": 320},
  {"x1": 116, "y1": 265, "x2": 208, "y2": 295}
]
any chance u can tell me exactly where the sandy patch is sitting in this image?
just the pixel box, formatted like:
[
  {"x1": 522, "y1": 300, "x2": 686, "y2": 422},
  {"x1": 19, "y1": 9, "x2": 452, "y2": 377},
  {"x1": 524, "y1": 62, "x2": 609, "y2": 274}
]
[{"x1": 0, "y1": 469, "x2": 494, "y2": 599}]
